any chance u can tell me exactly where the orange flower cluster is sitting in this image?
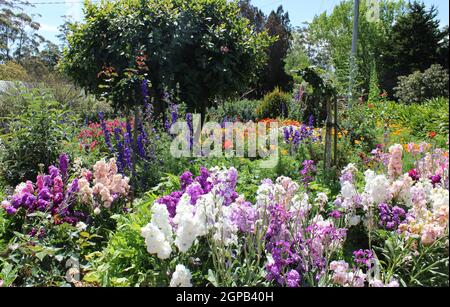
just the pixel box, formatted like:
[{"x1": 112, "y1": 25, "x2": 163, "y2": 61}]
[{"x1": 258, "y1": 118, "x2": 302, "y2": 127}]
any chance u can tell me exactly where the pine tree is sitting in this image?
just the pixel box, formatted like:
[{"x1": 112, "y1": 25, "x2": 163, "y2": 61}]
[
  {"x1": 380, "y1": 1, "x2": 447, "y2": 95},
  {"x1": 258, "y1": 6, "x2": 293, "y2": 96}
]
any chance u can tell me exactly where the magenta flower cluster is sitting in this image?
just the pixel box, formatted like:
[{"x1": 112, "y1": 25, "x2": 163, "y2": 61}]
[
  {"x1": 300, "y1": 160, "x2": 317, "y2": 187},
  {"x1": 1, "y1": 154, "x2": 82, "y2": 225},
  {"x1": 378, "y1": 203, "x2": 406, "y2": 231},
  {"x1": 353, "y1": 249, "x2": 374, "y2": 267}
]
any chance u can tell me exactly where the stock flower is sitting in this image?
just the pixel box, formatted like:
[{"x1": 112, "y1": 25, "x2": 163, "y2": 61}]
[
  {"x1": 186, "y1": 182, "x2": 204, "y2": 205},
  {"x1": 329, "y1": 261, "x2": 349, "y2": 285},
  {"x1": 388, "y1": 144, "x2": 403, "y2": 178},
  {"x1": 230, "y1": 198, "x2": 257, "y2": 233},
  {"x1": 180, "y1": 171, "x2": 194, "y2": 190},
  {"x1": 430, "y1": 188, "x2": 449, "y2": 212},
  {"x1": 353, "y1": 249, "x2": 374, "y2": 267},
  {"x1": 300, "y1": 160, "x2": 317, "y2": 187},
  {"x1": 286, "y1": 270, "x2": 300, "y2": 288},
  {"x1": 364, "y1": 170, "x2": 392, "y2": 205},
  {"x1": 169, "y1": 265, "x2": 192, "y2": 287},
  {"x1": 174, "y1": 201, "x2": 199, "y2": 253},
  {"x1": 378, "y1": 203, "x2": 406, "y2": 230},
  {"x1": 408, "y1": 169, "x2": 420, "y2": 181},
  {"x1": 141, "y1": 203, "x2": 174, "y2": 259},
  {"x1": 430, "y1": 174, "x2": 442, "y2": 187},
  {"x1": 340, "y1": 163, "x2": 358, "y2": 184},
  {"x1": 143, "y1": 167, "x2": 241, "y2": 261},
  {"x1": 157, "y1": 191, "x2": 183, "y2": 218},
  {"x1": 369, "y1": 279, "x2": 399, "y2": 288},
  {"x1": 141, "y1": 223, "x2": 172, "y2": 260},
  {"x1": 329, "y1": 210, "x2": 341, "y2": 219},
  {"x1": 2, "y1": 154, "x2": 131, "y2": 227},
  {"x1": 59, "y1": 153, "x2": 69, "y2": 181},
  {"x1": 329, "y1": 260, "x2": 366, "y2": 287}
]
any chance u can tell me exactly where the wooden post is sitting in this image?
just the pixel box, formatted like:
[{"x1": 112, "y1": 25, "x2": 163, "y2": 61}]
[
  {"x1": 324, "y1": 98, "x2": 333, "y2": 173},
  {"x1": 333, "y1": 98, "x2": 338, "y2": 167}
]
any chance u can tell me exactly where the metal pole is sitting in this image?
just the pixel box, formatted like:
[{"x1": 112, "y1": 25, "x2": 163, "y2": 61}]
[
  {"x1": 349, "y1": 0, "x2": 360, "y2": 107},
  {"x1": 351, "y1": 0, "x2": 360, "y2": 59}
]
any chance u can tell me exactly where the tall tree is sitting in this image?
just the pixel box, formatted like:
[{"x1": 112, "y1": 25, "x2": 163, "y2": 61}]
[
  {"x1": 257, "y1": 5, "x2": 293, "y2": 96},
  {"x1": 306, "y1": 0, "x2": 406, "y2": 96},
  {"x1": 0, "y1": 0, "x2": 44, "y2": 63},
  {"x1": 284, "y1": 27, "x2": 311, "y2": 78},
  {"x1": 237, "y1": 0, "x2": 266, "y2": 33},
  {"x1": 380, "y1": 1, "x2": 447, "y2": 94},
  {"x1": 61, "y1": 0, "x2": 272, "y2": 122},
  {"x1": 437, "y1": 26, "x2": 449, "y2": 70}
]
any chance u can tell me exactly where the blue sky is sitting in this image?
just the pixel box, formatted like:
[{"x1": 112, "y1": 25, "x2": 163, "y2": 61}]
[{"x1": 25, "y1": 0, "x2": 449, "y2": 44}]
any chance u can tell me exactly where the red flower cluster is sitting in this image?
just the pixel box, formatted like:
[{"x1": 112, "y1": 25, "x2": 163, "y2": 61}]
[{"x1": 78, "y1": 119, "x2": 130, "y2": 152}]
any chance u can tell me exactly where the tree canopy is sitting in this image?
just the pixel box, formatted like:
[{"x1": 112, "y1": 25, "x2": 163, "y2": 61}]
[
  {"x1": 304, "y1": 0, "x2": 407, "y2": 96},
  {"x1": 60, "y1": 0, "x2": 273, "y2": 119},
  {"x1": 0, "y1": 0, "x2": 46, "y2": 63},
  {"x1": 380, "y1": 1, "x2": 449, "y2": 94}
]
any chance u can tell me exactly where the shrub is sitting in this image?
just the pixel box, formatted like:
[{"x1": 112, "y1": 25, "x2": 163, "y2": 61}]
[
  {"x1": 256, "y1": 88, "x2": 290, "y2": 119},
  {"x1": 394, "y1": 64, "x2": 449, "y2": 104},
  {"x1": 207, "y1": 99, "x2": 260, "y2": 122},
  {"x1": 0, "y1": 82, "x2": 114, "y2": 127},
  {"x1": 35, "y1": 74, "x2": 115, "y2": 123},
  {"x1": 340, "y1": 101, "x2": 378, "y2": 153},
  {"x1": 0, "y1": 62, "x2": 29, "y2": 81},
  {"x1": 0, "y1": 89, "x2": 75, "y2": 185},
  {"x1": 374, "y1": 97, "x2": 449, "y2": 143}
]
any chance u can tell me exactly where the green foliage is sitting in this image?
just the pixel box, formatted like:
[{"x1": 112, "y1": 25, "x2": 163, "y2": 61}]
[
  {"x1": 207, "y1": 99, "x2": 260, "y2": 122},
  {"x1": 394, "y1": 64, "x2": 449, "y2": 104},
  {"x1": 0, "y1": 88, "x2": 73, "y2": 185},
  {"x1": 368, "y1": 62, "x2": 382, "y2": 103},
  {"x1": 295, "y1": 67, "x2": 336, "y2": 123},
  {"x1": 61, "y1": 0, "x2": 273, "y2": 117},
  {"x1": 84, "y1": 194, "x2": 156, "y2": 286},
  {"x1": 256, "y1": 87, "x2": 290, "y2": 119},
  {"x1": 0, "y1": 0, "x2": 46, "y2": 62},
  {"x1": 374, "y1": 231, "x2": 449, "y2": 287},
  {"x1": 0, "y1": 209, "x2": 114, "y2": 287},
  {"x1": 380, "y1": 1, "x2": 448, "y2": 94},
  {"x1": 0, "y1": 207, "x2": 7, "y2": 252},
  {"x1": 306, "y1": 0, "x2": 407, "y2": 95},
  {"x1": 0, "y1": 82, "x2": 113, "y2": 129},
  {"x1": 0, "y1": 61, "x2": 29, "y2": 81},
  {"x1": 256, "y1": 5, "x2": 293, "y2": 96},
  {"x1": 377, "y1": 98, "x2": 449, "y2": 142},
  {"x1": 340, "y1": 101, "x2": 378, "y2": 153},
  {"x1": 284, "y1": 31, "x2": 311, "y2": 80}
]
